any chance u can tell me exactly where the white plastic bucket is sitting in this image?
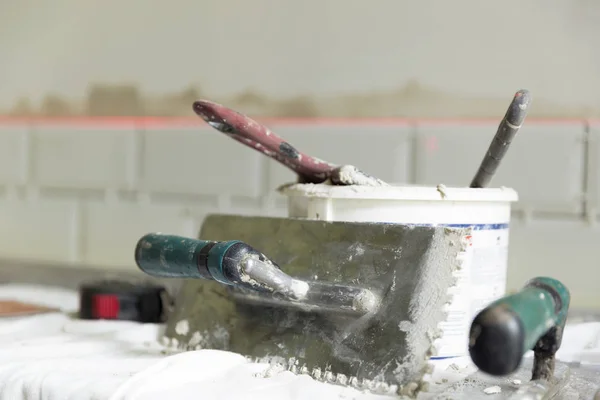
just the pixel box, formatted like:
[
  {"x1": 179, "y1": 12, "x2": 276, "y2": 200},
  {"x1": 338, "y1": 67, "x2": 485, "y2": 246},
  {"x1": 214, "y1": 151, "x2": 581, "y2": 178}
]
[{"x1": 280, "y1": 183, "x2": 519, "y2": 359}]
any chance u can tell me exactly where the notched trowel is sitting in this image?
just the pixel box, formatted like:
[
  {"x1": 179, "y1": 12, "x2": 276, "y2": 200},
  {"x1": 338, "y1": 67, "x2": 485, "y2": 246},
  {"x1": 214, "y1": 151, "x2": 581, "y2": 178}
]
[{"x1": 134, "y1": 215, "x2": 470, "y2": 396}]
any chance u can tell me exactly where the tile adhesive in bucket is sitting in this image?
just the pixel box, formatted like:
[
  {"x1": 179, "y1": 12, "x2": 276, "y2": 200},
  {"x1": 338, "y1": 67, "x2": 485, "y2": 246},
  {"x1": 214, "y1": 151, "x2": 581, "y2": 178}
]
[{"x1": 280, "y1": 183, "x2": 518, "y2": 359}]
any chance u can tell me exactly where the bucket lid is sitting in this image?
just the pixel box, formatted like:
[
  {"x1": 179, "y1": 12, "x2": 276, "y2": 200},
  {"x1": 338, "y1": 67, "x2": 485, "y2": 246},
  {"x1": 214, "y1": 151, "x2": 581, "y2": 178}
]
[{"x1": 279, "y1": 183, "x2": 519, "y2": 202}]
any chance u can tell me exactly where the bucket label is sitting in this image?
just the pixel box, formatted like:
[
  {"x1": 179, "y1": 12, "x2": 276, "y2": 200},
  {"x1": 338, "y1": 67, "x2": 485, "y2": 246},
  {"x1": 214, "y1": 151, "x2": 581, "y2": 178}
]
[{"x1": 433, "y1": 223, "x2": 509, "y2": 359}]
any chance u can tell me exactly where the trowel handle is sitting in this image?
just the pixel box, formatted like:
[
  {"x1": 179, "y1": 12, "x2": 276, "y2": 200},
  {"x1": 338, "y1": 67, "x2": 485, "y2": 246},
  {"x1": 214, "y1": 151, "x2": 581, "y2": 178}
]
[
  {"x1": 136, "y1": 233, "x2": 317, "y2": 300},
  {"x1": 469, "y1": 89, "x2": 532, "y2": 188},
  {"x1": 469, "y1": 277, "x2": 570, "y2": 376},
  {"x1": 135, "y1": 233, "x2": 254, "y2": 285}
]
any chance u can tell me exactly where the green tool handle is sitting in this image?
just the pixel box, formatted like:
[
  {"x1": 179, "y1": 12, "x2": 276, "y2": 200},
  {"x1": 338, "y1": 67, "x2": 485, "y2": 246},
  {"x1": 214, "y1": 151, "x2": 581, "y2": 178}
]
[
  {"x1": 135, "y1": 233, "x2": 255, "y2": 286},
  {"x1": 469, "y1": 277, "x2": 570, "y2": 376},
  {"x1": 135, "y1": 233, "x2": 379, "y2": 313}
]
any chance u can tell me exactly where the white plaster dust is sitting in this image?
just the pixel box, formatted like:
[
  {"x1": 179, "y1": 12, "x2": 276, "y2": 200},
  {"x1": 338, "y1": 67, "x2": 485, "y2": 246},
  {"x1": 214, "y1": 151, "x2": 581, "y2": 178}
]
[
  {"x1": 2, "y1": 285, "x2": 600, "y2": 399},
  {"x1": 174, "y1": 319, "x2": 189, "y2": 336},
  {"x1": 483, "y1": 385, "x2": 502, "y2": 394}
]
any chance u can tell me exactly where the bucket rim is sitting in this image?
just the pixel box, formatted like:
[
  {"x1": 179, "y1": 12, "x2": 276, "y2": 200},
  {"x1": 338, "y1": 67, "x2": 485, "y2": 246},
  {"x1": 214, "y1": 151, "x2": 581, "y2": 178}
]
[{"x1": 279, "y1": 183, "x2": 519, "y2": 202}]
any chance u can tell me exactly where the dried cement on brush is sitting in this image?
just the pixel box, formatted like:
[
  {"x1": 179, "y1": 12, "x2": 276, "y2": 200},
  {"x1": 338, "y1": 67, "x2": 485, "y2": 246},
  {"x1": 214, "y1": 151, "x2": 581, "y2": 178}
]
[{"x1": 329, "y1": 165, "x2": 389, "y2": 187}]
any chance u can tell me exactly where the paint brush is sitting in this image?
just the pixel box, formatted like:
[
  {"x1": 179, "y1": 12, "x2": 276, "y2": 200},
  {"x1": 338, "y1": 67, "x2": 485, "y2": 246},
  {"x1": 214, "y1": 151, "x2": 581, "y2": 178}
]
[
  {"x1": 192, "y1": 100, "x2": 387, "y2": 186},
  {"x1": 470, "y1": 89, "x2": 532, "y2": 188}
]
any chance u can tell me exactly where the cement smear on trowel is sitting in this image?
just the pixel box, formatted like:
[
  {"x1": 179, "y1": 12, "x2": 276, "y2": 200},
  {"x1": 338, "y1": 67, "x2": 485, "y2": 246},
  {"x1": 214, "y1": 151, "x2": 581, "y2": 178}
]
[
  {"x1": 162, "y1": 216, "x2": 468, "y2": 398},
  {"x1": 396, "y1": 227, "x2": 467, "y2": 397}
]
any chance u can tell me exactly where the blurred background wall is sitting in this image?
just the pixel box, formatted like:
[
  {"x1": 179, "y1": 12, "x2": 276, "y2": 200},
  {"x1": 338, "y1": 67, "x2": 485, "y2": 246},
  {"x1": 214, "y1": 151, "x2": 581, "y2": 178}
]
[
  {"x1": 0, "y1": 0, "x2": 599, "y2": 309},
  {"x1": 2, "y1": 0, "x2": 600, "y2": 117}
]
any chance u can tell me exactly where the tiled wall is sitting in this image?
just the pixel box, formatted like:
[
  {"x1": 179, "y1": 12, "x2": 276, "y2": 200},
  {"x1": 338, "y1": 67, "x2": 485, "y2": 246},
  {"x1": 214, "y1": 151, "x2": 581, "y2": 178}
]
[{"x1": 0, "y1": 118, "x2": 599, "y2": 308}]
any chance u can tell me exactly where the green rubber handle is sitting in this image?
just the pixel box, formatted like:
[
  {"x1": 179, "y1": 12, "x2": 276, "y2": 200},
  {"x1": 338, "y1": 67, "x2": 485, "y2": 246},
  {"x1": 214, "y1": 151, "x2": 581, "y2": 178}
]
[
  {"x1": 134, "y1": 233, "x2": 241, "y2": 283},
  {"x1": 469, "y1": 276, "x2": 570, "y2": 376}
]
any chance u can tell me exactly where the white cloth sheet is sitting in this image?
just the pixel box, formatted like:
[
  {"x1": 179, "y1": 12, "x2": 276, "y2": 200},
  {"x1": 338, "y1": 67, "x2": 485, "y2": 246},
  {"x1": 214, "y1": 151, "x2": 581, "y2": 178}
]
[{"x1": 0, "y1": 284, "x2": 598, "y2": 400}]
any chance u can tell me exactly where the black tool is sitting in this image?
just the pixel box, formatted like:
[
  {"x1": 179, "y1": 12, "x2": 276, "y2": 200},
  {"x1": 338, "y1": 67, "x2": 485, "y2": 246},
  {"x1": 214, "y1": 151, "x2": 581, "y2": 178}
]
[
  {"x1": 79, "y1": 280, "x2": 168, "y2": 323},
  {"x1": 469, "y1": 276, "x2": 570, "y2": 381},
  {"x1": 470, "y1": 89, "x2": 532, "y2": 188}
]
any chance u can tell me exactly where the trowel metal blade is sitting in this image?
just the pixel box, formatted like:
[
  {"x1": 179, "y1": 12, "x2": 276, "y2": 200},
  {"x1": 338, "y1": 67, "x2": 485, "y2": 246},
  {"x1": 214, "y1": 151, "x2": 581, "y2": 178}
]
[{"x1": 164, "y1": 215, "x2": 469, "y2": 395}]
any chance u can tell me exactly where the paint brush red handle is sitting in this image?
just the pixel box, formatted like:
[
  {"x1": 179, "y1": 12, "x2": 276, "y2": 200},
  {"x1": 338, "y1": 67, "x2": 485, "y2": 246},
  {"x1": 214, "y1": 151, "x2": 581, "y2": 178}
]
[
  {"x1": 192, "y1": 100, "x2": 387, "y2": 186},
  {"x1": 193, "y1": 100, "x2": 336, "y2": 183}
]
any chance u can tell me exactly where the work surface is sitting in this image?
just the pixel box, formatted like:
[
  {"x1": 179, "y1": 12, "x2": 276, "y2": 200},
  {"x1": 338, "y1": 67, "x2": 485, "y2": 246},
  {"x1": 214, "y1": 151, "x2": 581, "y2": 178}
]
[{"x1": 0, "y1": 284, "x2": 599, "y2": 400}]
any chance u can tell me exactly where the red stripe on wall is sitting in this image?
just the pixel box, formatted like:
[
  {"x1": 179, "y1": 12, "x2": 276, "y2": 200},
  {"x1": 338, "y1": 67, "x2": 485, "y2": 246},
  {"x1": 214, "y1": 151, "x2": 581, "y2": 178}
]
[{"x1": 0, "y1": 116, "x2": 589, "y2": 128}]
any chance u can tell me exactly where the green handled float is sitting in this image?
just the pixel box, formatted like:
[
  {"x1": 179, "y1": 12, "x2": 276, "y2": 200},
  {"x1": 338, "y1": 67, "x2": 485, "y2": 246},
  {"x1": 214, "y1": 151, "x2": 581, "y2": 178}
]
[
  {"x1": 134, "y1": 233, "x2": 247, "y2": 284},
  {"x1": 134, "y1": 232, "x2": 378, "y2": 313},
  {"x1": 469, "y1": 276, "x2": 570, "y2": 380},
  {"x1": 134, "y1": 233, "x2": 311, "y2": 297}
]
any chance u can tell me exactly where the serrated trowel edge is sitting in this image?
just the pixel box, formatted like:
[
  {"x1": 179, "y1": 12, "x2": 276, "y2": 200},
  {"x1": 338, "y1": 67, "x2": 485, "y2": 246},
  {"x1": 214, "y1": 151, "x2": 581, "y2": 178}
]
[{"x1": 396, "y1": 226, "x2": 470, "y2": 397}]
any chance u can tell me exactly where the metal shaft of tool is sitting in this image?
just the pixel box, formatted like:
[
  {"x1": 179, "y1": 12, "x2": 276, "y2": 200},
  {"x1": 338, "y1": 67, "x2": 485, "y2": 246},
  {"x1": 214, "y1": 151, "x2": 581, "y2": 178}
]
[
  {"x1": 300, "y1": 281, "x2": 379, "y2": 314},
  {"x1": 470, "y1": 89, "x2": 532, "y2": 188},
  {"x1": 241, "y1": 257, "x2": 309, "y2": 300},
  {"x1": 232, "y1": 286, "x2": 378, "y2": 317},
  {"x1": 241, "y1": 258, "x2": 379, "y2": 315}
]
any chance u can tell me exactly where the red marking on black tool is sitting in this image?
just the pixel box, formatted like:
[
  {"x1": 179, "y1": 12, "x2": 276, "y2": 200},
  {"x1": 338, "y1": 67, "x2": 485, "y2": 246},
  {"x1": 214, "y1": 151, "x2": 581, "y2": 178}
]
[
  {"x1": 91, "y1": 294, "x2": 120, "y2": 319},
  {"x1": 79, "y1": 280, "x2": 167, "y2": 323}
]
